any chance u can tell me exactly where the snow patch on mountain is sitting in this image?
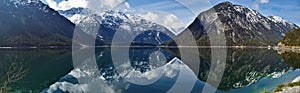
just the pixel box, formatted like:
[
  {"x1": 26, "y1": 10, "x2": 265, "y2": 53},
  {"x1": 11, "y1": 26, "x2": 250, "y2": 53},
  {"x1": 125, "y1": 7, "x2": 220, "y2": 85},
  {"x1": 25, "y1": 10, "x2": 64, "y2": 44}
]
[
  {"x1": 68, "y1": 14, "x2": 87, "y2": 24},
  {"x1": 233, "y1": 5, "x2": 266, "y2": 24},
  {"x1": 228, "y1": 2, "x2": 298, "y2": 32},
  {"x1": 233, "y1": 5, "x2": 244, "y2": 12},
  {"x1": 99, "y1": 11, "x2": 168, "y2": 32},
  {"x1": 268, "y1": 16, "x2": 294, "y2": 26},
  {"x1": 10, "y1": 0, "x2": 38, "y2": 6},
  {"x1": 268, "y1": 16, "x2": 299, "y2": 34}
]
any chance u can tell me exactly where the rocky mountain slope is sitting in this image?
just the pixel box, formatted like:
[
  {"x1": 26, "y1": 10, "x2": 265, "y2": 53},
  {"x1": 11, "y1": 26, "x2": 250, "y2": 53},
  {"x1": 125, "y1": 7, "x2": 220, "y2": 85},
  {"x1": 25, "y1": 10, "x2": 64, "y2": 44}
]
[
  {"x1": 168, "y1": 1, "x2": 299, "y2": 46},
  {"x1": 0, "y1": 0, "x2": 75, "y2": 47},
  {"x1": 0, "y1": 0, "x2": 174, "y2": 47}
]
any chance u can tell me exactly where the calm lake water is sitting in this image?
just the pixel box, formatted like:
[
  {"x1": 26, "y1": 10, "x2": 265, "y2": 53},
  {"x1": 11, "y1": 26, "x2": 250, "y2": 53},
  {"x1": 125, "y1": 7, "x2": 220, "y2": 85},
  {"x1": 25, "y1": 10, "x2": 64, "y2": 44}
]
[{"x1": 0, "y1": 47, "x2": 299, "y2": 93}]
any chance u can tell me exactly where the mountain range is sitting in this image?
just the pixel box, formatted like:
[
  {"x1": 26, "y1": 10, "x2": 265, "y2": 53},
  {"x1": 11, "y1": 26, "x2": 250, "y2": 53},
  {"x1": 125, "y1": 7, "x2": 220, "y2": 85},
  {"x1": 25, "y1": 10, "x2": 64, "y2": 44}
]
[
  {"x1": 77, "y1": 10, "x2": 175, "y2": 46},
  {"x1": 0, "y1": 0, "x2": 174, "y2": 47},
  {"x1": 168, "y1": 1, "x2": 298, "y2": 46},
  {"x1": 0, "y1": 1, "x2": 298, "y2": 47}
]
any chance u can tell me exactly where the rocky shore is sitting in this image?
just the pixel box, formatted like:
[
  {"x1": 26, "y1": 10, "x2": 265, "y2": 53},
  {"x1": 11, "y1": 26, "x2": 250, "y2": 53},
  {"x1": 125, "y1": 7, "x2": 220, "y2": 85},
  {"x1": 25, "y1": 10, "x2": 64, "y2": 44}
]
[{"x1": 275, "y1": 76, "x2": 300, "y2": 93}]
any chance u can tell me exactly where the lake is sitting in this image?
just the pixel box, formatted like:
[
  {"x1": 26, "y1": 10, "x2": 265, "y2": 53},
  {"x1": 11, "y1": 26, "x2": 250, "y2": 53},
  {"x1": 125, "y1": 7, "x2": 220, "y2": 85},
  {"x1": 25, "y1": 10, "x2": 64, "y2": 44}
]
[{"x1": 0, "y1": 47, "x2": 299, "y2": 93}]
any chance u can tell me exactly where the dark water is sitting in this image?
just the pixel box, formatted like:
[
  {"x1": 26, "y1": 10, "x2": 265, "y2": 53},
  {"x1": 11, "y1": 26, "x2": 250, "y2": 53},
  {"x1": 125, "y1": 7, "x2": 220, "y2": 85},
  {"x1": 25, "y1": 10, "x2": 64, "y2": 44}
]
[
  {"x1": 0, "y1": 49, "x2": 73, "y2": 93},
  {"x1": 0, "y1": 47, "x2": 299, "y2": 93}
]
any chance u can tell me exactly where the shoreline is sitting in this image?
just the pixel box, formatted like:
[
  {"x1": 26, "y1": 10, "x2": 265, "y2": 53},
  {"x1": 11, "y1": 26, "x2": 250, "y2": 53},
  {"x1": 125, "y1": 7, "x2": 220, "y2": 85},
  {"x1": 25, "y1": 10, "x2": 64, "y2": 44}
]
[
  {"x1": 292, "y1": 76, "x2": 300, "y2": 83},
  {"x1": 274, "y1": 46, "x2": 300, "y2": 50},
  {"x1": 0, "y1": 45, "x2": 277, "y2": 49},
  {"x1": 274, "y1": 46, "x2": 300, "y2": 54},
  {"x1": 1, "y1": 45, "x2": 300, "y2": 50},
  {"x1": 275, "y1": 76, "x2": 300, "y2": 93}
]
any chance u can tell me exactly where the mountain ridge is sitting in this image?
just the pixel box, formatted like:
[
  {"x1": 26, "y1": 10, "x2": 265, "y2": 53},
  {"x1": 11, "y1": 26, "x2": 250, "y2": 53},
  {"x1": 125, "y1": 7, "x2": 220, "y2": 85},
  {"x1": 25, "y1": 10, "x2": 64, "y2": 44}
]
[
  {"x1": 75, "y1": 10, "x2": 176, "y2": 46},
  {"x1": 0, "y1": 0, "x2": 175, "y2": 47},
  {"x1": 0, "y1": 0, "x2": 75, "y2": 47},
  {"x1": 167, "y1": 1, "x2": 299, "y2": 46}
]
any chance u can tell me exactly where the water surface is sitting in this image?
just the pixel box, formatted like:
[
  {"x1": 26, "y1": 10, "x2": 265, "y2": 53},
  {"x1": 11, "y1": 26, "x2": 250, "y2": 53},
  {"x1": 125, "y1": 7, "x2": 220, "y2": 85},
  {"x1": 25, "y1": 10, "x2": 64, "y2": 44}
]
[{"x1": 0, "y1": 47, "x2": 299, "y2": 93}]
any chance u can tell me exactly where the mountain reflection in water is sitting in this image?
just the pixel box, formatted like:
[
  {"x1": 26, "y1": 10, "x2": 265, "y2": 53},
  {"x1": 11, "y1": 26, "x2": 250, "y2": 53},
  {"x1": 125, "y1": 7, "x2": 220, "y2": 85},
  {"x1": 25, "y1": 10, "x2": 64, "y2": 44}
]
[{"x1": 0, "y1": 47, "x2": 299, "y2": 93}]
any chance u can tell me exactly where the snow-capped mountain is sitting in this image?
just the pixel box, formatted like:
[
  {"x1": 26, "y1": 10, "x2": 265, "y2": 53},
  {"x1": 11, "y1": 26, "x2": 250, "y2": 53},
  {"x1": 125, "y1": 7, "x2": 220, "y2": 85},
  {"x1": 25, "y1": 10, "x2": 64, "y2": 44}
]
[
  {"x1": 0, "y1": 0, "x2": 74, "y2": 46},
  {"x1": 0, "y1": 0, "x2": 175, "y2": 46},
  {"x1": 268, "y1": 16, "x2": 298, "y2": 32},
  {"x1": 77, "y1": 10, "x2": 175, "y2": 46},
  {"x1": 268, "y1": 16, "x2": 294, "y2": 25},
  {"x1": 169, "y1": 1, "x2": 299, "y2": 46},
  {"x1": 40, "y1": 0, "x2": 185, "y2": 35},
  {"x1": 57, "y1": 7, "x2": 94, "y2": 24}
]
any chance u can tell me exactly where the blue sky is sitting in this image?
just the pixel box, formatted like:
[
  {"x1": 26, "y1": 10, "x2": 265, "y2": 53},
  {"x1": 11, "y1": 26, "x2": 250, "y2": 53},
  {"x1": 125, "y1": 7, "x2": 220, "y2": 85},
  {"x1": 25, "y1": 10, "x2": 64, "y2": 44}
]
[
  {"x1": 127, "y1": 0, "x2": 300, "y2": 25},
  {"x1": 124, "y1": 0, "x2": 212, "y2": 26}
]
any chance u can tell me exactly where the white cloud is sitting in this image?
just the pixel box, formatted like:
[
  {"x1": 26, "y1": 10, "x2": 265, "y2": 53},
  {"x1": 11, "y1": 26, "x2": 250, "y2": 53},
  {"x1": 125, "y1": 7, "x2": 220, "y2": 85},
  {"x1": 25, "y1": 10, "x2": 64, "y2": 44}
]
[
  {"x1": 138, "y1": 12, "x2": 185, "y2": 35},
  {"x1": 259, "y1": 0, "x2": 269, "y2": 4},
  {"x1": 45, "y1": 0, "x2": 88, "y2": 10},
  {"x1": 115, "y1": 2, "x2": 133, "y2": 13},
  {"x1": 44, "y1": 0, "x2": 125, "y2": 12},
  {"x1": 86, "y1": 0, "x2": 125, "y2": 13},
  {"x1": 253, "y1": 0, "x2": 269, "y2": 10},
  {"x1": 253, "y1": 2, "x2": 260, "y2": 10},
  {"x1": 43, "y1": 0, "x2": 126, "y2": 24}
]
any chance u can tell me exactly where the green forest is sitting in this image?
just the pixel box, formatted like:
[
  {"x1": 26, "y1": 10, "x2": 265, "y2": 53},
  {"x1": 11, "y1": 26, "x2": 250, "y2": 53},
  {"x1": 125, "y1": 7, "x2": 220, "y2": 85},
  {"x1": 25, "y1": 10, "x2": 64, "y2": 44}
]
[{"x1": 281, "y1": 29, "x2": 300, "y2": 46}]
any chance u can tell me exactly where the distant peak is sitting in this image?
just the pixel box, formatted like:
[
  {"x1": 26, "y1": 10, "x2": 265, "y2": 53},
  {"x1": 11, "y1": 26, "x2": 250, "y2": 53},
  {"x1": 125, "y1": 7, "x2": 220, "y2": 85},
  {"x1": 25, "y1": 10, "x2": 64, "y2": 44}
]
[
  {"x1": 221, "y1": 1, "x2": 233, "y2": 4},
  {"x1": 214, "y1": 1, "x2": 236, "y2": 9},
  {"x1": 268, "y1": 16, "x2": 292, "y2": 24},
  {"x1": 268, "y1": 16, "x2": 285, "y2": 22},
  {"x1": 214, "y1": 1, "x2": 255, "y2": 13},
  {"x1": 216, "y1": 1, "x2": 249, "y2": 9},
  {"x1": 219, "y1": 1, "x2": 233, "y2": 5}
]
